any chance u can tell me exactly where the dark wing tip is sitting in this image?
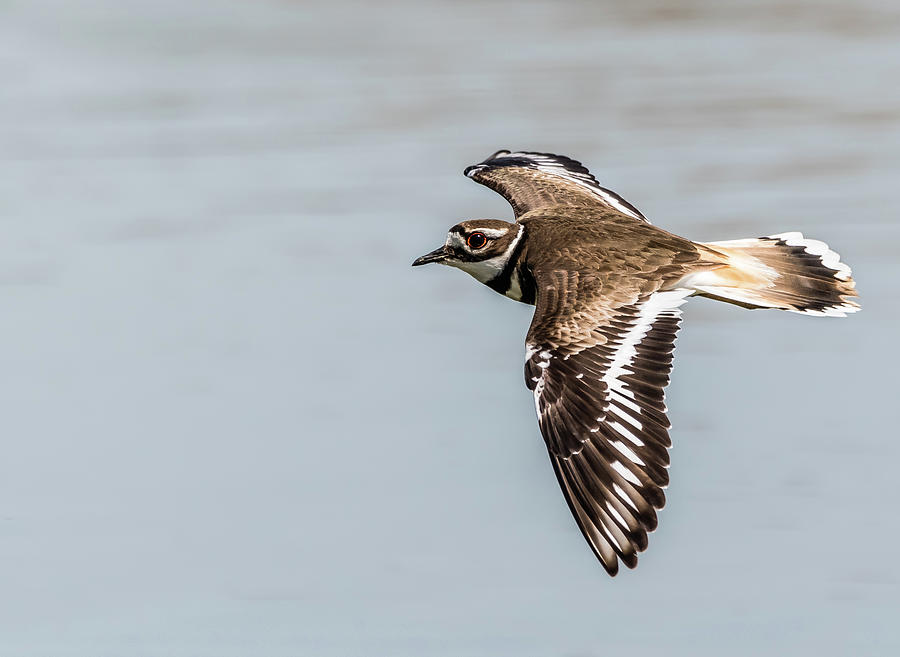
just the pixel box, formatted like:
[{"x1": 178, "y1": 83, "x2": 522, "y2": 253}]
[
  {"x1": 463, "y1": 149, "x2": 511, "y2": 177},
  {"x1": 518, "y1": 150, "x2": 592, "y2": 175},
  {"x1": 601, "y1": 558, "x2": 619, "y2": 577},
  {"x1": 463, "y1": 150, "x2": 599, "y2": 189}
]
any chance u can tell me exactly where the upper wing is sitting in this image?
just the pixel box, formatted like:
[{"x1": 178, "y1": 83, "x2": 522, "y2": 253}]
[
  {"x1": 464, "y1": 150, "x2": 648, "y2": 222},
  {"x1": 525, "y1": 269, "x2": 689, "y2": 575}
]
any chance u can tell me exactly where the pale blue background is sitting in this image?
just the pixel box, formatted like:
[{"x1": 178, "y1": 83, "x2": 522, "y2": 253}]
[{"x1": 0, "y1": 1, "x2": 897, "y2": 655}]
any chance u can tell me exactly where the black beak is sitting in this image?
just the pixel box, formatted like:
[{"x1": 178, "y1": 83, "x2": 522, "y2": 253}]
[{"x1": 412, "y1": 246, "x2": 449, "y2": 267}]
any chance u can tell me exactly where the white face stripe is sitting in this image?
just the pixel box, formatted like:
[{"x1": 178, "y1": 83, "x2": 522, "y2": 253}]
[
  {"x1": 446, "y1": 232, "x2": 466, "y2": 249},
  {"x1": 472, "y1": 227, "x2": 509, "y2": 239}
]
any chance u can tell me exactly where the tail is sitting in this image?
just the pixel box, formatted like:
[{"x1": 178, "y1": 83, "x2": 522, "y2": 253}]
[{"x1": 685, "y1": 232, "x2": 859, "y2": 316}]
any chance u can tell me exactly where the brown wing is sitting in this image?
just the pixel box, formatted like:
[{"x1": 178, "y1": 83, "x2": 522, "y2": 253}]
[
  {"x1": 464, "y1": 150, "x2": 648, "y2": 221},
  {"x1": 525, "y1": 268, "x2": 689, "y2": 575}
]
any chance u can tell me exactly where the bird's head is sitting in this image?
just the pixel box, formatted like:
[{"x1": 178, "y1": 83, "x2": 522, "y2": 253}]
[{"x1": 412, "y1": 219, "x2": 523, "y2": 285}]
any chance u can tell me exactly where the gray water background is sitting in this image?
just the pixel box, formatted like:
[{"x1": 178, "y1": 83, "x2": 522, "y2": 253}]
[{"x1": 1, "y1": 1, "x2": 898, "y2": 655}]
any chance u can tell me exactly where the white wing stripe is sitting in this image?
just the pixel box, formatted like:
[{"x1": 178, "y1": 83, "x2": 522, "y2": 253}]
[
  {"x1": 601, "y1": 290, "x2": 690, "y2": 405},
  {"x1": 613, "y1": 483, "x2": 639, "y2": 511},
  {"x1": 611, "y1": 390, "x2": 641, "y2": 414},
  {"x1": 611, "y1": 460, "x2": 642, "y2": 486},
  {"x1": 611, "y1": 440, "x2": 645, "y2": 466},
  {"x1": 608, "y1": 420, "x2": 645, "y2": 447}
]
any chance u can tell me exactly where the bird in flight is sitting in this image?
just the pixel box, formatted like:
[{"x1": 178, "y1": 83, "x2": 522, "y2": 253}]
[{"x1": 413, "y1": 150, "x2": 859, "y2": 575}]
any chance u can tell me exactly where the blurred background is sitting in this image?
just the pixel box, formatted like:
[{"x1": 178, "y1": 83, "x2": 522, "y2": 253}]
[{"x1": 0, "y1": 0, "x2": 897, "y2": 655}]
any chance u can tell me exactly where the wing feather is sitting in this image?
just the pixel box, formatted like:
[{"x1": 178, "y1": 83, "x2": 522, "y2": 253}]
[
  {"x1": 526, "y1": 275, "x2": 690, "y2": 574},
  {"x1": 465, "y1": 150, "x2": 649, "y2": 222}
]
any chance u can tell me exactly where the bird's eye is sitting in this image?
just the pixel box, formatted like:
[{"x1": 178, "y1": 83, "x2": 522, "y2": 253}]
[{"x1": 467, "y1": 232, "x2": 488, "y2": 249}]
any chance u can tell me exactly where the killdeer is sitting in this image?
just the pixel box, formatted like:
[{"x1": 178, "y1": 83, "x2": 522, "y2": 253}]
[{"x1": 413, "y1": 150, "x2": 859, "y2": 575}]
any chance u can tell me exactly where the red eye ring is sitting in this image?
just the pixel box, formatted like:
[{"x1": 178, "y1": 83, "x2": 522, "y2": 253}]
[{"x1": 467, "y1": 232, "x2": 488, "y2": 249}]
